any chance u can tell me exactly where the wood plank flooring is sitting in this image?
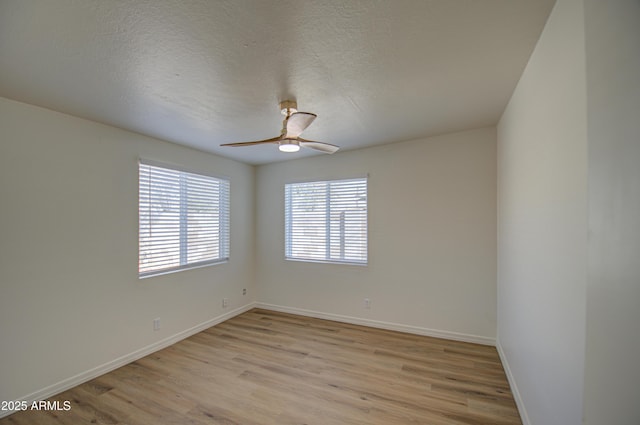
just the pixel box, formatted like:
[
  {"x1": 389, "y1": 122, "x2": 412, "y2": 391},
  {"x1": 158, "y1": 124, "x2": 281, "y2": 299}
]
[{"x1": 1, "y1": 309, "x2": 521, "y2": 424}]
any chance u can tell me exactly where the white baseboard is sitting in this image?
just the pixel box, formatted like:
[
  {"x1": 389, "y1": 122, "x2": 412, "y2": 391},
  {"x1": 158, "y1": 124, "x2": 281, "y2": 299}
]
[
  {"x1": 0, "y1": 302, "x2": 257, "y2": 420},
  {"x1": 256, "y1": 302, "x2": 496, "y2": 346},
  {"x1": 496, "y1": 339, "x2": 529, "y2": 425}
]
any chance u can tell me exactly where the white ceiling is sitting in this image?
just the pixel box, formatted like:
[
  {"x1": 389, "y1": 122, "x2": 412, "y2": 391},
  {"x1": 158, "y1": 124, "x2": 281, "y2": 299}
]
[{"x1": 0, "y1": 0, "x2": 555, "y2": 165}]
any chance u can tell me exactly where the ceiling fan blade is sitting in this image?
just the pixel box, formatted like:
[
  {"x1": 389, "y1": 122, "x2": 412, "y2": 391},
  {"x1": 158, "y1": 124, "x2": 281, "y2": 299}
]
[
  {"x1": 220, "y1": 135, "x2": 283, "y2": 147},
  {"x1": 299, "y1": 138, "x2": 340, "y2": 154},
  {"x1": 286, "y1": 112, "x2": 316, "y2": 138}
]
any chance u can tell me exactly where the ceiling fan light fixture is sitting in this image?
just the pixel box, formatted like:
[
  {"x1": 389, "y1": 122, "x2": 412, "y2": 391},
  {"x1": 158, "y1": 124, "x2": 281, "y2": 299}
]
[{"x1": 279, "y1": 140, "x2": 300, "y2": 152}]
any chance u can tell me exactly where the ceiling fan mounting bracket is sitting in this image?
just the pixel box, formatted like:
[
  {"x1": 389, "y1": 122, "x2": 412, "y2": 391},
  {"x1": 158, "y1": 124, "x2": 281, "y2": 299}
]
[{"x1": 279, "y1": 100, "x2": 297, "y2": 116}]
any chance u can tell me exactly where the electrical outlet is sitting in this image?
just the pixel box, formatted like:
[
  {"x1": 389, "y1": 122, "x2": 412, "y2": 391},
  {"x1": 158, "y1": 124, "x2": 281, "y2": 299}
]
[
  {"x1": 242, "y1": 288, "x2": 247, "y2": 296},
  {"x1": 153, "y1": 318, "x2": 161, "y2": 331},
  {"x1": 222, "y1": 298, "x2": 229, "y2": 308},
  {"x1": 364, "y1": 298, "x2": 371, "y2": 309}
]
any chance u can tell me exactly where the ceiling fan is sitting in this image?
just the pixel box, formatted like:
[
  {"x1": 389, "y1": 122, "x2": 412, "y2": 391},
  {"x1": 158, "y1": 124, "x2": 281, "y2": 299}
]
[{"x1": 220, "y1": 100, "x2": 339, "y2": 154}]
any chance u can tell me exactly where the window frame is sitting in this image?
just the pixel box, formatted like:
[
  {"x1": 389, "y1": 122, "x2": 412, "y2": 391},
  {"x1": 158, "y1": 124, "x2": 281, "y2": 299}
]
[
  {"x1": 138, "y1": 159, "x2": 230, "y2": 278},
  {"x1": 284, "y1": 176, "x2": 368, "y2": 266}
]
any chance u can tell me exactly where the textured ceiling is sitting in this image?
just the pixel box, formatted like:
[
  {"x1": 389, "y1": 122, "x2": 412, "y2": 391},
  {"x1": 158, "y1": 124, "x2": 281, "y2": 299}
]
[{"x1": 0, "y1": 0, "x2": 555, "y2": 165}]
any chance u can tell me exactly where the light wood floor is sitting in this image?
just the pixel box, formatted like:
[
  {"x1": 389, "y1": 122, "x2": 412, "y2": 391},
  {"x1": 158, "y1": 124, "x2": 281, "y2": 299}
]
[{"x1": 2, "y1": 309, "x2": 521, "y2": 424}]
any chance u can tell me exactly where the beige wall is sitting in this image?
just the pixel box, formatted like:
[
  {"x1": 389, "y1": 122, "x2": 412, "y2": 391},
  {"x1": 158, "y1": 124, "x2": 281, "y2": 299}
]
[
  {"x1": 583, "y1": 1, "x2": 640, "y2": 423},
  {"x1": 256, "y1": 128, "x2": 497, "y2": 341},
  {"x1": 498, "y1": 0, "x2": 640, "y2": 423},
  {"x1": 0, "y1": 98, "x2": 256, "y2": 404},
  {"x1": 497, "y1": 0, "x2": 588, "y2": 423}
]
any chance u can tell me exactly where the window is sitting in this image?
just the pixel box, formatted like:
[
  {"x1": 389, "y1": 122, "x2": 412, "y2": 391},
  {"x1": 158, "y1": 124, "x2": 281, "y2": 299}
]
[
  {"x1": 138, "y1": 160, "x2": 230, "y2": 277},
  {"x1": 285, "y1": 177, "x2": 367, "y2": 264}
]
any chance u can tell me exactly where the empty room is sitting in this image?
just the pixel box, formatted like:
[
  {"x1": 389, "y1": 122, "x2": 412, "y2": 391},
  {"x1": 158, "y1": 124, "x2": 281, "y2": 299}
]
[{"x1": 1, "y1": 1, "x2": 638, "y2": 424}]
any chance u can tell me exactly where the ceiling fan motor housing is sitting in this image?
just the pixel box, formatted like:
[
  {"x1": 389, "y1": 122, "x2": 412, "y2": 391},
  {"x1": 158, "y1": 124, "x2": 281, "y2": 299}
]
[{"x1": 280, "y1": 100, "x2": 297, "y2": 116}]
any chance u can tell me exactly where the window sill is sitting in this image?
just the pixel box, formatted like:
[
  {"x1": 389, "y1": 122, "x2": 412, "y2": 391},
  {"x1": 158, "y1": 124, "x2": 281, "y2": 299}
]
[
  {"x1": 284, "y1": 257, "x2": 367, "y2": 267},
  {"x1": 139, "y1": 258, "x2": 229, "y2": 279}
]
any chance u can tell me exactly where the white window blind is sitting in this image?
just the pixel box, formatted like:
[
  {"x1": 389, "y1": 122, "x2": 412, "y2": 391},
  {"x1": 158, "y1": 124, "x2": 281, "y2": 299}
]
[
  {"x1": 285, "y1": 177, "x2": 367, "y2": 264},
  {"x1": 139, "y1": 161, "x2": 230, "y2": 277}
]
